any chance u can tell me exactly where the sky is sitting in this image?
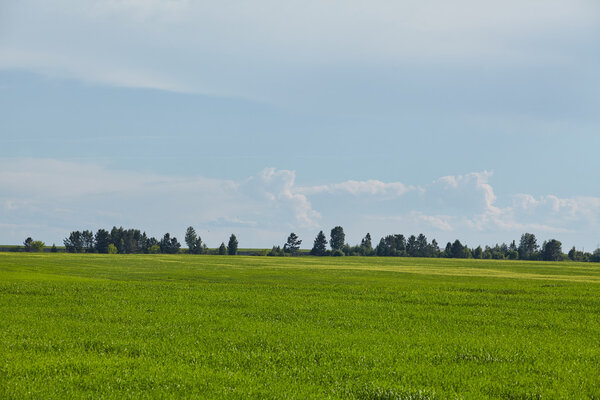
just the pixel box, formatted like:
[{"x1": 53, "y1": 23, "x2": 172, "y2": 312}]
[{"x1": 1, "y1": 0, "x2": 599, "y2": 250}]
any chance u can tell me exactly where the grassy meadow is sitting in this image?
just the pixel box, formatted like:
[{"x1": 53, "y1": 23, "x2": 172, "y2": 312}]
[{"x1": 0, "y1": 253, "x2": 599, "y2": 399}]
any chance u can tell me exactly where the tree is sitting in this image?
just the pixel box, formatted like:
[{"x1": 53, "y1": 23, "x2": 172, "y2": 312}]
[
  {"x1": 330, "y1": 226, "x2": 345, "y2": 251},
  {"x1": 430, "y1": 239, "x2": 440, "y2": 257},
  {"x1": 268, "y1": 245, "x2": 284, "y2": 256},
  {"x1": 218, "y1": 242, "x2": 227, "y2": 255},
  {"x1": 591, "y1": 249, "x2": 600, "y2": 263},
  {"x1": 376, "y1": 234, "x2": 406, "y2": 256},
  {"x1": 416, "y1": 234, "x2": 429, "y2": 257},
  {"x1": 284, "y1": 232, "x2": 302, "y2": 256},
  {"x1": 64, "y1": 231, "x2": 84, "y2": 253},
  {"x1": 406, "y1": 235, "x2": 418, "y2": 257},
  {"x1": 332, "y1": 249, "x2": 344, "y2": 257},
  {"x1": 472, "y1": 246, "x2": 483, "y2": 259},
  {"x1": 518, "y1": 233, "x2": 539, "y2": 260},
  {"x1": 541, "y1": 239, "x2": 563, "y2": 261},
  {"x1": 144, "y1": 236, "x2": 159, "y2": 254},
  {"x1": 95, "y1": 229, "x2": 111, "y2": 254},
  {"x1": 480, "y1": 246, "x2": 490, "y2": 259},
  {"x1": 360, "y1": 233, "x2": 374, "y2": 255},
  {"x1": 82, "y1": 230, "x2": 95, "y2": 253},
  {"x1": 450, "y1": 239, "x2": 468, "y2": 258},
  {"x1": 185, "y1": 226, "x2": 197, "y2": 251},
  {"x1": 110, "y1": 227, "x2": 125, "y2": 254},
  {"x1": 50, "y1": 244, "x2": 58, "y2": 253},
  {"x1": 30, "y1": 241, "x2": 45, "y2": 252},
  {"x1": 159, "y1": 233, "x2": 181, "y2": 254},
  {"x1": 108, "y1": 243, "x2": 118, "y2": 254},
  {"x1": 227, "y1": 234, "x2": 238, "y2": 255},
  {"x1": 568, "y1": 246, "x2": 576, "y2": 260},
  {"x1": 393, "y1": 234, "x2": 407, "y2": 256},
  {"x1": 122, "y1": 229, "x2": 143, "y2": 254},
  {"x1": 23, "y1": 238, "x2": 44, "y2": 252},
  {"x1": 567, "y1": 246, "x2": 587, "y2": 262},
  {"x1": 310, "y1": 231, "x2": 328, "y2": 256},
  {"x1": 185, "y1": 226, "x2": 204, "y2": 254}
]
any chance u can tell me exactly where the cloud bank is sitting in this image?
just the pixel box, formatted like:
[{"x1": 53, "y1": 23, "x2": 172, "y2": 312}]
[{"x1": 1, "y1": 159, "x2": 598, "y2": 249}]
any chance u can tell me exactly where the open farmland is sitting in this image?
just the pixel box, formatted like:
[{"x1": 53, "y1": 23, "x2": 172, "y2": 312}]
[{"x1": 1, "y1": 254, "x2": 599, "y2": 399}]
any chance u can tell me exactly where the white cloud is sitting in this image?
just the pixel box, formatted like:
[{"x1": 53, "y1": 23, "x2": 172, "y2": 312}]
[
  {"x1": 1, "y1": 158, "x2": 599, "y2": 249},
  {"x1": 241, "y1": 168, "x2": 320, "y2": 228},
  {"x1": 299, "y1": 180, "x2": 414, "y2": 197},
  {"x1": 0, "y1": 160, "x2": 319, "y2": 245}
]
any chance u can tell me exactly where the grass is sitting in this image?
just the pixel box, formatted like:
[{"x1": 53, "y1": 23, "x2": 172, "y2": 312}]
[{"x1": 0, "y1": 254, "x2": 599, "y2": 399}]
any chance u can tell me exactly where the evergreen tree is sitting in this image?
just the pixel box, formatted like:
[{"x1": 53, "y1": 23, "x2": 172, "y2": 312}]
[
  {"x1": 159, "y1": 233, "x2": 181, "y2": 254},
  {"x1": 450, "y1": 239, "x2": 467, "y2": 258},
  {"x1": 185, "y1": 226, "x2": 203, "y2": 254},
  {"x1": 227, "y1": 234, "x2": 238, "y2": 255},
  {"x1": 268, "y1": 245, "x2": 284, "y2": 256},
  {"x1": 416, "y1": 234, "x2": 429, "y2": 257},
  {"x1": 430, "y1": 239, "x2": 440, "y2": 257},
  {"x1": 406, "y1": 235, "x2": 417, "y2": 257},
  {"x1": 218, "y1": 242, "x2": 227, "y2": 255},
  {"x1": 110, "y1": 227, "x2": 125, "y2": 254},
  {"x1": 23, "y1": 237, "x2": 33, "y2": 252},
  {"x1": 82, "y1": 230, "x2": 95, "y2": 253},
  {"x1": 284, "y1": 232, "x2": 302, "y2": 256},
  {"x1": 360, "y1": 233, "x2": 373, "y2": 255},
  {"x1": 472, "y1": 245, "x2": 483, "y2": 259},
  {"x1": 94, "y1": 229, "x2": 111, "y2": 254},
  {"x1": 311, "y1": 231, "x2": 328, "y2": 256},
  {"x1": 443, "y1": 242, "x2": 452, "y2": 258},
  {"x1": 64, "y1": 231, "x2": 84, "y2": 253},
  {"x1": 394, "y1": 234, "x2": 407, "y2": 256}
]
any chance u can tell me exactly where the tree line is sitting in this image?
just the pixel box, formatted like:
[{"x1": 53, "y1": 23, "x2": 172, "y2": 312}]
[
  {"x1": 59, "y1": 226, "x2": 239, "y2": 255},
  {"x1": 273, "y1": 227, "x2": 600, "y2": 262},
  {"x1": 15, "y1": 225, "x2": 600, "y2": 262}
]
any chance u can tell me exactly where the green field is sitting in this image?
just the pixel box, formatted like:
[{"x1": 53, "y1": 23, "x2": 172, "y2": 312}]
[{"x1": 1, "y1": 254, "x2": 599, "y2": 399}]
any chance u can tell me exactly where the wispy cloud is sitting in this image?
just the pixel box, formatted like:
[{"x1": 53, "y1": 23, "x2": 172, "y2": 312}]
[{"x1": 1, "y1": 0, "x2": 597, "y2": 100}]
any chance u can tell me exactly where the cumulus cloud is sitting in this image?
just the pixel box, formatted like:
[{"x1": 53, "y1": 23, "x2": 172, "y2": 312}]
[
  {"x1": 422, "y1": 171, "x2": 497, "y2": 214},
  {"x1": 1, "y1": 158, "x2": 599, "y2": 249},
  {"x1": 299, "y1": 180, "x2": 414, "y2": 197},
  {"x1": 241, "y1": 168, "x2": 320, "y2": 228},
  {"x1": 0, "y1": 160, "x2": 319, "y2": 245}
]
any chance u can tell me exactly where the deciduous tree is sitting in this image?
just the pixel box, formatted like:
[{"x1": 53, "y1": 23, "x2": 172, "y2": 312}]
[
  {"x1": 518, "y1": 233, "x2": 539, "y2": 260},
  {"x1": 330, "y1": 226, "x2": 345, "y2": 251},
  {"x1": 541, "y1": 239, "x2": 563, "y2": 261}
]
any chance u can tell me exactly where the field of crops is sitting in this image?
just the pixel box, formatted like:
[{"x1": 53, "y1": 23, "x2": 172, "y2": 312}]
[{"x1": 1, "y1": 254, "x2": 599, "y2": 399}]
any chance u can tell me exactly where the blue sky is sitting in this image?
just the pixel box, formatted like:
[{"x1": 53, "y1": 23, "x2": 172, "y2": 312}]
[{"x1": 1, "y1": 0, "x2": 599, "y2": 250}]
